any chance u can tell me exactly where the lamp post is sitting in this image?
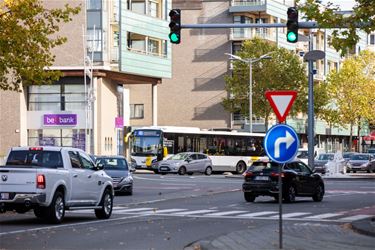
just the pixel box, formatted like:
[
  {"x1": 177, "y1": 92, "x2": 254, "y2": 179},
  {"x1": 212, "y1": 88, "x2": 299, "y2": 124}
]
[{"x1": 225, "y1": 52, "x2": 273, "y2": 133}]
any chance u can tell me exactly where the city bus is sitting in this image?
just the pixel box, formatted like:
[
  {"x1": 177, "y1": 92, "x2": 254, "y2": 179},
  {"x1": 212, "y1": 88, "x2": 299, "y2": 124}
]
[{"x1": 129, "y1": 126, "x2": 266, "y2": 174}]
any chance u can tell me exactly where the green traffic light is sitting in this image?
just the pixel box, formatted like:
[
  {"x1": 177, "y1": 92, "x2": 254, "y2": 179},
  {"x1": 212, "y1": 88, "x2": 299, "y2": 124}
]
[
  {"x1": 169, "y1": 33, "x2": 179, "y2": 43},
  {"x1": 287, "y1": 31, "x2": 297, "y2": 42}
]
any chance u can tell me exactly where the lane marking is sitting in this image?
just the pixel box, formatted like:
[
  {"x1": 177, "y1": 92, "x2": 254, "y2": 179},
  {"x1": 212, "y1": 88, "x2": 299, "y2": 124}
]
[
  {"x1": 338, "y1": 215, "x2": 373, "y2": 222},
  {"x1": 237, "y1": 211, "x2": 278, "y2": 217},
  {"x1": 269, "y1": 212, "x2": 311, "y2": 218},
  {"x1": 174, "y1": 209, "x2": 217, "y2": 215},
  {"x1": 141, "y1": 208, "x2": 187, "y2": 214},
  {"x1": 206, "y1": 211, "x2": 248, "y2": 216},
  {"x1": 304, "y1": 213, "x2": 343, "y2": 219},
  {"x1": 115, "y1": 208, "x2": 154, "y2": 213}
]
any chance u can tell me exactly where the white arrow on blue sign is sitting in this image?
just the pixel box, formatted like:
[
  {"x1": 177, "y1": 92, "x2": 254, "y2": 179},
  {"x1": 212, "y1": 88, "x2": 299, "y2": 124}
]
[{"x1": 264, "y1": 124, "x2": 299, "y2": 164}]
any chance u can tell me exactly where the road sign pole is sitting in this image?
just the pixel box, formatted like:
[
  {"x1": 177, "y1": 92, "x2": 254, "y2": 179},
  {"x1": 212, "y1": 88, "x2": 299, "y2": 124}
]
[{"x1": 279, "y1": 163, "x2": 284, "y2": 249}]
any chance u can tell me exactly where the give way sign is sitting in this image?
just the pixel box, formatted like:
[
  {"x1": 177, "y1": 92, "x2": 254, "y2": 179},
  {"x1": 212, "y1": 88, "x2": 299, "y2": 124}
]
[{"x1": 265, "y1": 90, "x2": 297, "y2": 123}]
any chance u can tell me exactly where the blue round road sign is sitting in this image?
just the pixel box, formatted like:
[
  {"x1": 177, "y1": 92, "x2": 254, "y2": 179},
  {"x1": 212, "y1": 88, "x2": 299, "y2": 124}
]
[{"x1": 264, "y1": 124, "x2": 299, "y2": 164}]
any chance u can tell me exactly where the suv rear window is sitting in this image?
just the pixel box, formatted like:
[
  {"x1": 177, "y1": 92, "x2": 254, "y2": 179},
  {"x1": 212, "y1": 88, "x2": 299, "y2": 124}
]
[
  {"x1": 5, "y1": 150, "x2": 63, "y2": 168},
  {"x1": 249, "y1": 161, "x2": 280, "y2": 172}
]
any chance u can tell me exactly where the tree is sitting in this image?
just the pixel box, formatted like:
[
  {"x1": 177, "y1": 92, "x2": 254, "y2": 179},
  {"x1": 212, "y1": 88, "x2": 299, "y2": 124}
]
[
  {"x1": 0, "y1": 0, "x2": 80, "y2": 91},
  {"x1": 296, "y1": 0, "x2": 375, "y2": 56},
  {"x1": 222, "y1": 38, "x2": 326, "y2": 130},
  {"x1": 324, "y1": 50, "x2": 375, "y2": 151}
]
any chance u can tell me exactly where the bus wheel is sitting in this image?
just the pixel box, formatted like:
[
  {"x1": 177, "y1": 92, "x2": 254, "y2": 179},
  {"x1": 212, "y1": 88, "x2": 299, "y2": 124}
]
[
  {"x1": 236, "y1": 161, "x2": 246, "y2": 174},
  {"x1": 178, "y1": 166, "x2": 186, "y2": 175}
]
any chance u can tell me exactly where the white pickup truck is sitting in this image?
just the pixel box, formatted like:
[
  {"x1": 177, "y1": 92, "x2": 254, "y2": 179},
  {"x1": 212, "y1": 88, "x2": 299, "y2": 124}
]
[{"x1": 0, "y1": 146, "x2": 114, "y2": 223}]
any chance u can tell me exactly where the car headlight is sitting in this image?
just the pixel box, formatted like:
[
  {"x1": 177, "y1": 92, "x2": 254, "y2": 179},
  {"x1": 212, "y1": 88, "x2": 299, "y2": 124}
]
[
  {"x1": 361, "y1": 163, "x2": 368, "y2": 167},
  {"x1": 347, "y1": 163, "x2": 352, "y2": 168},
  {"x1": 173, "y1": 162, "x2": 181, "y2": 166},
  {"x1": 122, "y1": 175, "x2": 133, "y2": 183}
]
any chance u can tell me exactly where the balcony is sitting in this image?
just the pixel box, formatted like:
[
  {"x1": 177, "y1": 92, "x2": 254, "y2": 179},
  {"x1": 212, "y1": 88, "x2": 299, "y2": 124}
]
[
  {"x1": 110, "y1": 47, "x2": 119, "y2": 63},
  {"x1": 230, "y1": 28, "x2": 276, "y2": 42},
  {"x1": 230, "y1": 0, "x2": 266, "y2": 13}
]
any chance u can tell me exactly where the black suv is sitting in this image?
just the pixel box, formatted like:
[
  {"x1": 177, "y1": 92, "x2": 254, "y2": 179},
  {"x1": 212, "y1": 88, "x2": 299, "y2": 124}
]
[{"x1": 242, "y1": 160, "x2": 324, "y2": 203}]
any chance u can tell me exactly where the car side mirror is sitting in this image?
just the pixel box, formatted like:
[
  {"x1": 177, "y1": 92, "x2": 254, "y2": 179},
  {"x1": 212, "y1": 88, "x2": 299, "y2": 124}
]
[{"x1": 95, "y1": 163, "x2": 104, "y2": 170}]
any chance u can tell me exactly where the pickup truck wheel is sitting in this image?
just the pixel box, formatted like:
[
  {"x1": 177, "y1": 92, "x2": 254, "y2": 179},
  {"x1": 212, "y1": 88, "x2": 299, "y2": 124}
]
[
  {"x1": 47, "y1": 191, "x2": 65, "y2": 224},
  {"x1": 95, "y1": 189, "x2": 113, "y2": 219}
]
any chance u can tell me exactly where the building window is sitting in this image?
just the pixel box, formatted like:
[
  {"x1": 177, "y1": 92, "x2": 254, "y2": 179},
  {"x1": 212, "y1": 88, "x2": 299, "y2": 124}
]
[
  {"x1": 28, "y1": 129, "x2": 86, "y2": 150},
  {"x1": 87, "y1": 0, "x2": 102, "y2": 10},
  {"x1": 128, "y1": 0, "x2": 162, "y2": 18},
  {"x1": 28, "y1": 83, "x2": 85, "y2": 111},
  {"x1": 127, "y1": 32, "x2": 167, "y2": 58},
  {"x1": 370, "y1": 34, "x2": 375, "y2": 45},
  {"x1": 130, "y1": 104, "x2": 144, "y2": 119}
]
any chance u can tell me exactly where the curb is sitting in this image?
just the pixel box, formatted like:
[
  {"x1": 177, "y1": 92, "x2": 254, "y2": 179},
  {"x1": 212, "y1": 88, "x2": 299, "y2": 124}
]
[{"x1": 350, "y1": 217, "x2": 375, "y2": 237}]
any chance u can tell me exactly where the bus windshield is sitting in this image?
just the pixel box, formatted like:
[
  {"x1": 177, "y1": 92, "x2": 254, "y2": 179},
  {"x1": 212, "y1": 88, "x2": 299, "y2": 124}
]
[{"x1": 132, "y1": 130, "x2": 161, "y2": 156}]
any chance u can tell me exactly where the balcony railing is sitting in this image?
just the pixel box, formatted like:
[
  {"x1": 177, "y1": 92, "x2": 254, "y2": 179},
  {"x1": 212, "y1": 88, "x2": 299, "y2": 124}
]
[
  {"x1": 127, "y1": 47, "x2": 167, "y2": 59},
  {"x1": 230, "y1": 28, "x2": 276, "y2": 41},
  {"x1": 231, "y1": 0, "x2": 265, "y2": 6}
]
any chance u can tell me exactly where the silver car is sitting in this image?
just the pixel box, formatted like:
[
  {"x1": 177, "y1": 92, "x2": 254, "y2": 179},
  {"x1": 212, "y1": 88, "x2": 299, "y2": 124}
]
[
  {"x1": 346, "y1": 153, "x2": 375, "y2": 173},
  {"x1": 158, "y1": 152, "x2": 213, "y2": 175},
  {"x1": 95, "y1": 156, "x2": 134, "y2": 195}
]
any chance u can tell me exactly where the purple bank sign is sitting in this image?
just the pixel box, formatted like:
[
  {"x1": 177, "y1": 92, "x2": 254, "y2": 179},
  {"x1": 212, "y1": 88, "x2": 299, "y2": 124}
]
[{"x1": 43, "y1": 114, "x2": 77, "y2": 126}]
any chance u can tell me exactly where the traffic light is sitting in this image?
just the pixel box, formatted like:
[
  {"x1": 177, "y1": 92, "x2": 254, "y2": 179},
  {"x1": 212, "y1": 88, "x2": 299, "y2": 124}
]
[
  {"x1": 286, "y1": 7, "x2": 298, "y2": 43},
  {"x1": 169, "y1": 9, "x2": 181, "y2": 44}
]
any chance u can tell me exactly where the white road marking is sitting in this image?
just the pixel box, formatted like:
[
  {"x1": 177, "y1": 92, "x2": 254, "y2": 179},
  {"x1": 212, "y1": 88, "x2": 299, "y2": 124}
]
[
  {"x1": 304, "y1": 213, "x2": 343, "y2": 219},
  {"x1": 269, "y1": 212, "x2": 311, "y2": 218},
  {"x1": 206, "y1": 211, "x2": 248, "y2": 216},
  {"x1": 237, "y1": 211, "x2": 278, "y2": 217},
  {"x1": 141, "y1": 208, "x2": 187, "y2": 214},
  {"x1": 115, "y1": 207, "x2": 154, "y2": 213},
  {"x1": 174, "y1": 209, "x2": 217, "y2": 215},
  {"x1": 338, "y1": 215, "x2": 373, "y2": 222}
]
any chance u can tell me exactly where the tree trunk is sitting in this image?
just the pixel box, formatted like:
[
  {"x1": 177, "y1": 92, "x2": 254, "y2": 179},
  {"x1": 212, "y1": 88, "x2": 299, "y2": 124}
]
[
  {"x1": 264, "y1": 113, "x2": 269, "y2": 131},
  {"x1": 357, "y1": 117, "x2": 361, "y2": 152}
]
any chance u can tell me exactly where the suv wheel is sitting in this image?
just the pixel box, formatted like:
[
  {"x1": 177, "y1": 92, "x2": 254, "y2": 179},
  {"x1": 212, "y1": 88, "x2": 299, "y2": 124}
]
[
  {"x1": 204, "y1": 166, "x2": 212, "y2": 176},
  {"x1": 95, "y1": 189, "x2": 113, "y2": 219},
  {"x1": 47, "y1": 191, "x2": 65, "y2": 224},
  {"x1": 244, "y1": 192, "x2": 256, "y2": 202},
  {"x1": 284, "y1": 185, "x2": 296, "y2": 203},
  {"x1": 178, "y1": 166, "x2": 186, "y2": 175},
  {"x1": 312, "y1": 184, "x2": 324, "y2": 202}
]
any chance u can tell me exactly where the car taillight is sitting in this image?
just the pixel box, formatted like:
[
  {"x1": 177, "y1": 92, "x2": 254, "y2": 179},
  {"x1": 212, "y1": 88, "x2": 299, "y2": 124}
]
[
  {"x1": 271, "y1": 172, "x2": 285, "y2": 177},
  {"x1": 30, "y1": 147, "x2": 43, "y2": 151},
  {"x1": 243, "y1": 172, "x2": 254, "y2": 177},
  {"x1": 36, "y1": 174, "x2": 46, "y2": 189}
]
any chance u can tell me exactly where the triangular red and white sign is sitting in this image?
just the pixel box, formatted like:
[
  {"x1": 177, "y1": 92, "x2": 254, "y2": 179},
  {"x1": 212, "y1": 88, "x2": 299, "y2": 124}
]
[{"x1": 265, "y1": 90, "x2": 297, "y2": 123}]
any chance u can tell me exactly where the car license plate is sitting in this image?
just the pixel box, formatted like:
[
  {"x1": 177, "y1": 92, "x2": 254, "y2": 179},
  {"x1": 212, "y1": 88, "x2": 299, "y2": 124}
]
[
  {"x1": 1, "y1": 193, "x2": 9, "y2": 200},
  {"x1": 255, "y1": 176, "x2": 269, "y2": 181},
  {"x1": 160, "y1": 167, "x2": 168, "y2": 171}
]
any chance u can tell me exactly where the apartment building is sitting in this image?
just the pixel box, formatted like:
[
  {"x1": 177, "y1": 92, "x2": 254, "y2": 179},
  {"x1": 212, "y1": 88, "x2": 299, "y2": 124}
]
[
  {"x1": 156, "y1": 0, "x2": 371, "y2": 152},
  {"x1": 0, "y1": 0, "x2": 172, "y2": 158}
]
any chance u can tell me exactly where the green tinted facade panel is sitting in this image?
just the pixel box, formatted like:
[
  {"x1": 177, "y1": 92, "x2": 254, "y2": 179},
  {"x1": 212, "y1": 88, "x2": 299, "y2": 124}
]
[{"x1": 120, "y1": 2, "x2": 172, "y2": 79}]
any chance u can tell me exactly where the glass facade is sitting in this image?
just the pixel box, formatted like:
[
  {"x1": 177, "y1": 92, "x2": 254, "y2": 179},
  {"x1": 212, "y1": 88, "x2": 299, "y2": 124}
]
[
  {"x1": 87, "y1": 0, "x2": 103, "y2": 61},
  {"x1": 28, "y1": 129, "x2": 87, "y2": 150}
]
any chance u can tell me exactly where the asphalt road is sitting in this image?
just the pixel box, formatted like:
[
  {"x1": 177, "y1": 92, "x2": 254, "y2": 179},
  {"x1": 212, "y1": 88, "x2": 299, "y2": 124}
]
[{"x1": 0, "y1": 173, "x2": 374, "y2": 250}]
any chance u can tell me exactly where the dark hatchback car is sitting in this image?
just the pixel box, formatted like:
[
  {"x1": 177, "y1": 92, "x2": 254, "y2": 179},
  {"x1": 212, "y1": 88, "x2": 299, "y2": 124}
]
[
  {"x1": 95, "y1": 156, "x2": 134, "y2": 195},
  {"x1": 242, "y1": 160, "x2": 325, "y2": 203}
]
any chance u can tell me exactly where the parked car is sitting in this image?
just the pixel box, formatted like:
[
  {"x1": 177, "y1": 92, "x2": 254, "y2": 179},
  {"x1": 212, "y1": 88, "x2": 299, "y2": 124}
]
[
  {"x1": 342, "y1": 152, "x2": 355, "y2": 163},
  {"x1": 346, "y1": 153, "x2": 375, "y2": 173},
  {"x1": 95, "y1": 156, "x2": 133, "y2": 195},
  {"x1": 313, "y1": 153, "x2": 334, "y2": 174},
  {"x1": 296, "y1": 148, "x2": 308, "y2": 165},
  {"x1": 0, "y1": 146, "x2": 114, "y2": 223},
  {"x1": 242, "y1": 160, "x2": 325, "y2": 203},
  {"x1": 158, "y1": 152, "x2": 213, "y2": 175}
]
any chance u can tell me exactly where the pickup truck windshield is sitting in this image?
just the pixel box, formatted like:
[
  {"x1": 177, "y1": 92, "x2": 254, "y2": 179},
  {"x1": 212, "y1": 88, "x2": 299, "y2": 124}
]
[{"x1": 4, "y1": 150, "x2": 63, "y2": 168}]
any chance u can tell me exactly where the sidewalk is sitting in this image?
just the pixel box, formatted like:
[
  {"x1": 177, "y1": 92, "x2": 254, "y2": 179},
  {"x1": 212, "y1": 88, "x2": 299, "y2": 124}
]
[{"x1": 185, "y1": 217, "x2": 375, "y2": 250}]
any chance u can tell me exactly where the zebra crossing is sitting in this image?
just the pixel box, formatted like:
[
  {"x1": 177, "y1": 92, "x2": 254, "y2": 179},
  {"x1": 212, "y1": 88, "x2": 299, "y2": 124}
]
[{"x1": 68, "y1": 206, "x2": 373, "y2": 222}]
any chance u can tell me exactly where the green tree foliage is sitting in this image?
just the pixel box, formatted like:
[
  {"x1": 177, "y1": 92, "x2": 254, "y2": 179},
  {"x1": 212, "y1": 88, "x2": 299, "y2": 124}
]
[
  {"x1": 0, "y1": 0, "x2": 80, "y2": 91},
  {"x1": 324, "y1": 50, "x2": 375, "y2": 149},
  {"x1": 296, "y1": 0, "x2": 375, "y2": 56},
  {"x1": 222, "y1": 38, "x2": 328, "y2": 130}
]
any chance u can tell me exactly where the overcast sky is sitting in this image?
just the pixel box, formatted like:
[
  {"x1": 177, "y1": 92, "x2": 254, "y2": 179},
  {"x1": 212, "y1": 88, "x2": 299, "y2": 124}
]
[{"x1": 321, "y1": 0, "x2": 356, "y2": 10}]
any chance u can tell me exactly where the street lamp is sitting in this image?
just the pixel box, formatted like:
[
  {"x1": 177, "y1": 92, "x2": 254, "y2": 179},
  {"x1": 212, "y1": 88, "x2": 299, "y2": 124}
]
[{"x1": 225, "y1": 52, "x2": 273, "y2": 133}]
